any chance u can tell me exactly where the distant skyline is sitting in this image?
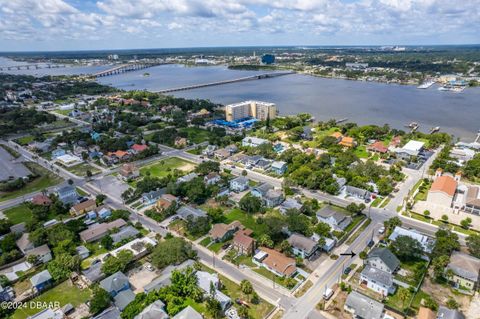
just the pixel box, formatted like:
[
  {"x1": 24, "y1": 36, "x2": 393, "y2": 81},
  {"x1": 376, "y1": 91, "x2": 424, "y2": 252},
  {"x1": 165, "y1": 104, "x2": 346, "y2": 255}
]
[{"x1": 1, "y1": 0, "x2": 479, "y2": 51}]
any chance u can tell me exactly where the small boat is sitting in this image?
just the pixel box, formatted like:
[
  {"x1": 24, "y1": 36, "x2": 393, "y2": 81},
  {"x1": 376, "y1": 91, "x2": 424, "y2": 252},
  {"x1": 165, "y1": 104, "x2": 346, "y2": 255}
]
[
  {"x1": 430, "y1": 126, "x2": 440, "y2": 134},
  {"x1": 417, "y1": 80, "x2": 435, "y2": 89},
  {"x1": 405, "y1": 122, "x2": 418, "y2": 128},
  {"x1": 336, "y1": 118, "x2": 348, "y2": 124}
]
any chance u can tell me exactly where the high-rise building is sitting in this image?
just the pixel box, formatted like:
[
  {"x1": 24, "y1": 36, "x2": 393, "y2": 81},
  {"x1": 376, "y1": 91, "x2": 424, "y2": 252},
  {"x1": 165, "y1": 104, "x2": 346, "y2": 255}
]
[{"x1": 225, "y1": 101, "x2": 277, "y2": 122}]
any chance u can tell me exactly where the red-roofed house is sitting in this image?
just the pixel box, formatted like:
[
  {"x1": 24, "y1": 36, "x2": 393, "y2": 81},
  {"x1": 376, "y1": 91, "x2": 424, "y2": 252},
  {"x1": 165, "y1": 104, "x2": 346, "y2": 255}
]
[
  {"x1": 427, "y1": 172, "x2": 458, "y2": 207},
  {"x1": 131, "y1": 144, "x2": 148, "y2": 153},
  {"x1": 232, "y1": 230, "x2": 255, "y2": 256},
  {"x1": 367, "y1": 141, "x2": 388, "y2": 154},
  {"x1": 31, "y1": 194, "x2": 52, "y2": 206}
]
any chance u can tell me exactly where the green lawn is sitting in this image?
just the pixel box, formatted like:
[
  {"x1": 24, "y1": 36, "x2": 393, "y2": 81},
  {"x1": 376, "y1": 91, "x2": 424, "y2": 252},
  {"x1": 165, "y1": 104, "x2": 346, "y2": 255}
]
[
  {"x1": 15, "y1": 135, "x2": 35, "y2": 146},
  {"x1": 63, "y1": 163, "x2": 100, "y2": 177},
  {"x1": 199, "y1": 237, "x2": 212, "y2": 247},
  {"x1": 178, "y1": 127, "x2": 214, "y2": 144},
  {"x1": 0, "y1": 144, "x2": 21, "y2": 158},
  {"x1": 370, "y1": 197, "x2": 382, "y2": 208},
  {"x1": 53, "y1": 109, "x2": 72, "y2": 116},
  {"x1": 385, "y1": 286, "x2": 412, "y2": 313},
  {"x1": 4, "y1": 204, "x2": 33, "y2": 225},
  {"x1": 208, "y1": 241, "x2": 225, "y2": 253},
  {"x1": 395, "y1": 258, "x2": 428, "y2": 287},
  {"x1": 0, "y1": 163, "x2": 63, "y2": 202},
  {"x1": 354, "y1": 146, "x2": 369, "y2": 158},
  {"x1": 11, "y1": 281, "x2": 91, "y2": 319},
  {"x1": 139, "y1": 157, "x2": 196, "y2": 178},
  {"x1": 224, "y1": 209, "x2": 269, "y2": 239},
  {"x1": 345, "y1": 218, "x2": 371, "y2": 245},
  {"x1": 252, "y1": 267, "x2": 297, "y2": 289},
  {"x1": 379, "y1": 197, "x2": 391, "y2": 208}
]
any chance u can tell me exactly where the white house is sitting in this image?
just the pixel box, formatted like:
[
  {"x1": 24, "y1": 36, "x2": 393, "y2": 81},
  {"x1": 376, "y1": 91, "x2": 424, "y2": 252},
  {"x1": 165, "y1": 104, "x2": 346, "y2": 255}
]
[
  {"x1": 242, "y1": 137, "x2": 268, "y2": 148},
  {"x1": 230, "y1": 176, "x2": 249, "y2": 192},
  {"x1": 365, "y1": 248, "x2": 400, "y2": 274},
  {"x1": 360, "y1": 265, "x2": 396, "y2": 296}
]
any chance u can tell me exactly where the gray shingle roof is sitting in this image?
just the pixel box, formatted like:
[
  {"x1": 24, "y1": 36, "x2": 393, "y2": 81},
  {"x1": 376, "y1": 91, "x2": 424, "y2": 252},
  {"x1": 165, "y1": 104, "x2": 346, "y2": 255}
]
[
  {"x1": 316, "y1": 206, "x2": 348, "y2": 224},
  {"x1": 253, "y1": 183, "x2": 274, "y2": 197},
  {"x1": 447, "y1": 251, "x2": 480, "y2": 282},
  {"x1": 361, "y1": 265, "x2": 393, "y2": 287},
  {"x1": 368, "y1": 248, "x2": 400, "y2": 272},
  {"x1": 30, "y1": 270, "x2": 52, "y2": 286},
  {"x1": 114, "y1": 289, "x2": 135, "y2": 311},
  {"x1": 437, "y1": 306, "x2": 465, "y2": 319},
  {"x1": 177, "y1": 206, "x2": 207, "y2": 220},
  {"x1": 173, "y1": 306, "x2": 202, "y2": 319},
  {"x1": 100, "y1": 271, "x2": 129, "y2": 293},
  {"x1": 287, "y1": 233, "x2": 318, "y2": 255},
  {"x1": 345, "y1": 291, "x2": 384, "y2": 319},
  {"x1": 82, "y1": 262, "x2": 105, "y2": 283},
  {"x1": 134, "y1": 300, "x2": 168, "y2": 319},
  {"x1": 92, "y1": 307, "x2": 121, "y2": 319},
  {"x1": 111, "y1": 226, "x2": 140, "y2": 244}
]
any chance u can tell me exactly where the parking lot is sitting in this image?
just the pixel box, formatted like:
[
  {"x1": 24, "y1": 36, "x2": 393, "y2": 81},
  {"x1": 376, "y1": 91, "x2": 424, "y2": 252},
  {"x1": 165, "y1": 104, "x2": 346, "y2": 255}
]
[{"x1": 128, "y1": 263, "x2": 159, "y2": 293}]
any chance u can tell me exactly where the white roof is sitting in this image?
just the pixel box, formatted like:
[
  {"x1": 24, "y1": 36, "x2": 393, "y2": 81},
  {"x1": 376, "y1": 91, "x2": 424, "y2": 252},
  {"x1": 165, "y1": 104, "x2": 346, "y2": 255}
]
[
  {"x1": 271, "y1": 161, "x2": 287, "y2": 169},
  {"x1": 242, "y1": 137, "x2": 268, "y2": 145},
  {"x1": 111, "y1": 237, "x2": 156, "y2": 257},
  {"x1": 402, "y1": 140, "x2": 425, "y2": 152},
  {"x1": 56, "y1": 154, "x2": 82, "y2": 164},
  {"x1": 227, "y1": 100, "x2": 275, "y2": 108},
  {"x1": 388, "y1": 226, "x2": 434, "y2": 252},
  {"x1": 254, "y1": 250, "x2": 268, "y2": 260}
]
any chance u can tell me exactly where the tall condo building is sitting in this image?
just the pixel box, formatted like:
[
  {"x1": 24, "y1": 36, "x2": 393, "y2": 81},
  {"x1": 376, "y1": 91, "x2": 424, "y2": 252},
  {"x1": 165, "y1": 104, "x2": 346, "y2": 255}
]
[{"x1": 225, "y1": 100, "x2": 277, "y2": 122}]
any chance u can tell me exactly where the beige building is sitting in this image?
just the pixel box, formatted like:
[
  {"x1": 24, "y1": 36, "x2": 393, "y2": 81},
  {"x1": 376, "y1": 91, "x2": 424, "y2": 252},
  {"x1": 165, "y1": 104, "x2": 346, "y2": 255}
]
[
  {"x1": 426, "y1": 169, "x2": 459, "y2": 207},
  {"x1": 225, "y1": 100, "x2": 276, "y2": 122}
]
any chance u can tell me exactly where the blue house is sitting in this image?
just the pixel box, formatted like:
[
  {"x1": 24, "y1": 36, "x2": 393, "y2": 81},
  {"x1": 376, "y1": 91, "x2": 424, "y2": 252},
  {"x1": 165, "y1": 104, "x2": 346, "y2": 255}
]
[
  {"x1": 90, "y1": 131, "x2": 101, "y2": 142},
  {"x1": 30, "y1": 270, "x2": 52, "y2": 292},
  {"x1": 251, "y1": 183, "x2": 274, "y2": 199},
  {"x1": 142, "y1": 189, "x2": 164, "y2": 205},
  {"x1": 86, "y1": 211, "x2": 97, "y2": 220},
  {"x1": 97, "y1": 207, "x2": 112, "y2": 219},
  {"x1": 56, "y1": 186, "x2": 78, "y2": 205},
  {"x1": 89, "y1": 151, "x2": 103, "y2": 160},
  {"x1": 100, "y1": 271, "x2": 130, "y2": 297},
  {"x1": 271, "y1": 161, "x2": 288, "y2": 175},
  {"x1": 51, "y1": 148, "x2": 66, "y2": 159}
]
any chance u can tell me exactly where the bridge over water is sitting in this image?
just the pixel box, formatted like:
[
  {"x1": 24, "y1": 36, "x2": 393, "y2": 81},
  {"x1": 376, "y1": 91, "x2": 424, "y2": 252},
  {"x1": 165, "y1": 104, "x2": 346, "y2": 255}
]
[
  {"x1": 0, "y1": 64, "x2": 67, "y2": 71},
  {"x1": 155, "y1": 71, "x2": 295, "y2": 94},
  {"x1": 92, "y1": 62, "x2": 171, "y2": 78}
]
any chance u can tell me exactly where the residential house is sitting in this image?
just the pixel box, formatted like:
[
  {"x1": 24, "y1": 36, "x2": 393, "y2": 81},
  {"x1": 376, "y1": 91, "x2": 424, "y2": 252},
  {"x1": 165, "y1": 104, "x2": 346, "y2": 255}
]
[
  {"x1": 242, "y1": 137, "x2": 268, "y2": 148},
  {"x1": 214, "y1": 148, "x2": 231, "y2": 160},
  {"x1": 97, "y1": 207, "x2": 112, "y2": 219},
  {"x1": 114, "y1": 289, "x2": 136, "y2": 311},
  {"x1": 301, "y1": 126, "x2": 313, "y2": 140},
  {"x1": 279, "y1": 198, "x2": 303, "y2": 214},
  {"x1": 316, "y1": 206, "x2": 352, "y2": 231},
  {"x1": 79, "y1": 219, "x2": 127, "y2": 243},
  {"x1": 330, "y1": 132, "x2": 344, "y2": 143},
  {"x1": 111, "y1": 225, "x2": 140, "y2": 244},
  {"x1": 130, "y1": 144, "x2": 148, "y2": 154},
  {"x1": 388, "y1": 226, "x2": 435, "y2": 253},
  {"x1": 210, "y1": 221, "x2": 243, "y2": 242},
  {"x1": 264, "y1": 189, "x2": 284, "y2": 207},
  {"x1": 202, "y1": 145, "x2": 217, "y2": 157},
  {"x1": 418, "y1": 307, "x2": 436, "y2": 319},
  {"x1": 10, "y1": 222, "x2": 26, "y2": 235},
  {"x1": 25, "y1": 245, "x2": 52, "y2": 264},
  {"x1": 51, "y1": 148, "x2": 66, "y2": 159},
  {"x1": 156, "y1": 194, "x2": 177, "y2": 212},
  {"x1": 230, "y1": 176, "x2": 249, "y2": 192},
  {"x1": 464, "y1": 185, "x2": 480, "y2": 215},
  {"x1": 177, "y1": 205, "x2": 207, "y2": 221},
  {"x1": 143, "y1": 260, "x2": 195, "y2": 293},
  {"x1": 119, "y1": 163, "x2": 139, "y2": 180},
  {"x1": 225, "y1": 144, "x2": 238, "y2": 154},
  {"x1": 173, "y1": 306, "x2": 202, "y2": 319},
  {"x1": 344, "y1": 291, "x2": 385, "y2": 319},
  {"x1": 253, "y1": 247, "x2": 297, "y2": 278},
  {"x1": 82, "y1": 263, "x2": 105, "y2": 284},
  {"x1": 100, "y1": 271, "x2": 130, "y2": 297},
  {"x1": 287, "y1": 233, "x2": 318, "y2": 259},
  {"x1": 105, "y1": 150, "x2": 130, "y2": 164},
  {"x1": 204, "y1": 172, "x2": 221, "y2": 185},
  {"x1": 271, "y1": 161, "x2": 288, "y2": 175},
  {"x1": 134, "y1": 300, "x2": 169, "y2": 319},
  {"x1": 142, "y1": 189, "x2": 165, "y2": 205},
  {"x1": 76, "y1": 246, "x2": 90, "y2": 260},
  {"x1": 446, "y1": 251, "x2": 480, "y2": 292},
  {"x1": 27, "y1": 308, "x2": 63, "y2": 319},
  {"x1": 251, "y1": 183, "x2": 274, "y2": 199},
  {"x1": 365, "y1": 248, "x2": 400, "y2": 274},
  {"x1": 233, "y1": 230, "x2": 255, "y2": 256},
  {"x1": 394, "y1": 140, "x2": 425, "y2": 159},
  {"x1": 344, "y1": 185, "x2": 372, "y2": 201},
  {"x1": 436, "y1": 307, "x2": 465, "y2": 319},
  {"x1": 256, "y1": 158, "x2": 272, "y2": 170},
  {"x1": 0, "y1": 285, "x2": 14, "y2": 302},
  {"x1": 196, "y1": 271, "x2": 231, "y2": 311},
  {"x1": 16, "y1": 233, "x2": 34, "y2": 253},
  {"x1": 243, "y1": 155, "x2": 262, "y2": 167},
  {"x1": 30, "y1": 270, "x2": 52, "y2": 292},
  {"x1": 111, "y1": 237, "x2": 156, "y2": 260},
  {"x1": 367, "y1": 141, "x2": 389, "y2": 154},
  {"x1": 177, "y1": 172, "x2": 198, "y2": 184},
  {"x1": 70, "y1": 199, "x2": 97, "y2": 216},
  {"x1": 31, "y1": 194, "x2": 52, "y2": 206},
  {"x1": 360, "y1": 265, "x2": 396, "y2": 296},
  {"x1": 56, "y1": 185, "x2": 78, "y2": 204},
  {"x1": 339, "y1": 136, "x2": 355, "y2": 148}
]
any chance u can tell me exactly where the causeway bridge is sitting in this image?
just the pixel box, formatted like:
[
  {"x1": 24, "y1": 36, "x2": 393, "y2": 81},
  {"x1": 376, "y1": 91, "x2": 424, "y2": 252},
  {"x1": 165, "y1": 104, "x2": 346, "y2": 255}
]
[
  {"x1": 92, "y1": 62, "x2": 170, "y2": 78},
  {"x1": 155, "y1": 71, "x2": 294, "y2": 93},
  {"x1": 0, "y1": 64, "x2": 67, "y2": 71}
]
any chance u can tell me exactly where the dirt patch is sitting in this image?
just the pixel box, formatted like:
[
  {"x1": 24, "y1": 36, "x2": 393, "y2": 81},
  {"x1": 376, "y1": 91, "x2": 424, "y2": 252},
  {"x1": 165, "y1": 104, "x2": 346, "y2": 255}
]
[
  {"x1": 128, "y1": 265, "x2": 160, "y2": 293},
  {"x1": 464, "y1": 294, "x2": 480, "y2": 319},
  {"x1": 179, "y1": 163, "x2": 195, "y2": 172},
  {"x1": 421, "y1": 275, "x2": 472, "y2": 311},
  {"x1": 323, "y1": 290, "x2": 350, "y2": 319}
]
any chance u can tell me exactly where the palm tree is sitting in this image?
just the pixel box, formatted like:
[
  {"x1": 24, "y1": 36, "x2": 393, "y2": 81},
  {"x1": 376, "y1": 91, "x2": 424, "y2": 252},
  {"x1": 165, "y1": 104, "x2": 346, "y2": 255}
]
[{"x1": 398, "y1": 288, "x2": 411, "y2": 309}]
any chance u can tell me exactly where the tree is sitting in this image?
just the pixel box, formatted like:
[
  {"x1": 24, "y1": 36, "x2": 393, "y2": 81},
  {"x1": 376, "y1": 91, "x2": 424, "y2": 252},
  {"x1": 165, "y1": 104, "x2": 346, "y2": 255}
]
[
  {"x1": 466, "y1": 234, "x2": 480, "y2": 258},
  {"x1": 384, "y1": 217, "x2": 401, "y2": 232},
  {"x1": 242, "y1": 170, "x2": 248, "y2": 176},
  {"x1": 47, "y1": 254, "x2": 80, "y2": 280},
  {"x1": 398, "y1": 288, "x2": 411, "y2": 309},
  {"x1": 26, "y1": 254, "x2": 40, "y2": 266},
  {"x1": 101, "y1": 235, "x2": 113, "y2": 250},
  {"x1": 237, "y1": 305, "x2": 250, "y2": 319},
  {"x1": 314, "y1": 222, "x2": 331, "y2": 237},
  {"x1": 446, "y1": 297, "x2": 459, "y2": 309},
  {"x1": 101, "y1": 250, "x2": 133, "y2": 275},
  {"x1": 258, "y1": 234, "x2": 274, "y2": 248},
  {"x1": 441, "y1": 214, "x2": 448, "y2": 223},
  {"x1": 205, "y1": 297, "x2": 222, "y2": 319},
  {"x1": 432, "y1": 229, "x2": 459, "y2": 258},
  {"x1": 240, "y1": 280, "x2": 253, "y2": 301},
  {"x1": 90, "y1": 287, "x2": 111, "y2": 315},
  {"x1": 460, "y1": 217, "x2": 472, "y2": 229},
  {"x1": 423, "y1": 210, "x2": 430, "y2": 218},
  {"x1": 432, "y1": 255, "x2": 450, "y2": 281},
  {"x1": 185, "y1": 216, "x2": 211, "y2": 237},
  {"x1": 195, "y1": 161, "x2": 220, "y2": 175},
  {"x1": 391, "y1": 236, "x2": 423, "y2": 261},
  {"x1": 286, "y1": 210, "x2": 312, "y2": 236},
  {"x1": 279, "y1": 240, "x2": 292, "y2": 256},
  {"x1": 239, "y1": 195, "x2": 262, "y2": 214},
  {"x1": 96, "y1": 194, "x2": 107, "y2": 205},
  {"x1": 151, "y1": 237, "x2": 196, "y2": 270},
  {"x1": 346, "y1": 203, "x2": 365, "y2": 214},
  {"x1": 67, "y1": 179, "x2": 74, "y2": 185}
]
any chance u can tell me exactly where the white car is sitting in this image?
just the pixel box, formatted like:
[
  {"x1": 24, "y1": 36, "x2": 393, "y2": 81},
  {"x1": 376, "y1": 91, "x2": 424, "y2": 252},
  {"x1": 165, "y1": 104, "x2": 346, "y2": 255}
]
[
  {"x1": 323, "y1": 288, "x2": 334, "y2": 300},
  {"x1": 378, "y1": 227, "x2": 385, "y2": 234}
]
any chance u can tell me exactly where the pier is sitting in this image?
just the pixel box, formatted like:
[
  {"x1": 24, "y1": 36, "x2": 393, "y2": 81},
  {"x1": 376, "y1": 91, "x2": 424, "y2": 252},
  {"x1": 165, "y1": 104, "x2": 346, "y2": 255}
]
[{"x1": 155, "y1": 71, "x2": 294, "y2": 94}]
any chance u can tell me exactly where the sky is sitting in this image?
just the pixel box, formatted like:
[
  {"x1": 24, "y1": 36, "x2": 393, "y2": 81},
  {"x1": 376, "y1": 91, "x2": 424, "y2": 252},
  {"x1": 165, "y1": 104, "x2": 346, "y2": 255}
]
[{"x1": 0, "y1": 0, "x2": 479, "y2": 51}]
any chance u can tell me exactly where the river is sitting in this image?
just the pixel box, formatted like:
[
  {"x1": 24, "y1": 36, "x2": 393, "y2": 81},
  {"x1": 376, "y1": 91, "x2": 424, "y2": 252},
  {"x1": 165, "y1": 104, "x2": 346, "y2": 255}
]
[{"x1": 1, "y1": 58, "x2": 478, "y2": 140}]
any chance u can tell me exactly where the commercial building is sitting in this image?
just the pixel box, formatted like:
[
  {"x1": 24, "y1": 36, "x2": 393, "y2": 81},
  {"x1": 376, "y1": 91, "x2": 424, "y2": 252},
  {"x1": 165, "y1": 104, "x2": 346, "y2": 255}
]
[{"x1": 225, "y1": 100, "x2": 276, "y2": 122}]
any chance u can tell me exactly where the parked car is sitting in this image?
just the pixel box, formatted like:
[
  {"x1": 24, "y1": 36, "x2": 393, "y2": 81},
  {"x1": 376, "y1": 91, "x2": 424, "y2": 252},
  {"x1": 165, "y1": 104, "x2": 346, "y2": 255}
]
[
  {"x1": 146, "y1": 264, "x2": 155, "y2": 272},
  {"x1": 323, "y1": 288, "x2": 334, "y2": 300},
  {"x1": 367, "y1": 240, "x2": 374, "y2": 248},
  {"x1": 378, "y1": 226, "x2": 385, "y2": 234},
  {"x1": 343, "y1": 266, "x2": 352, "y2": 275}
]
